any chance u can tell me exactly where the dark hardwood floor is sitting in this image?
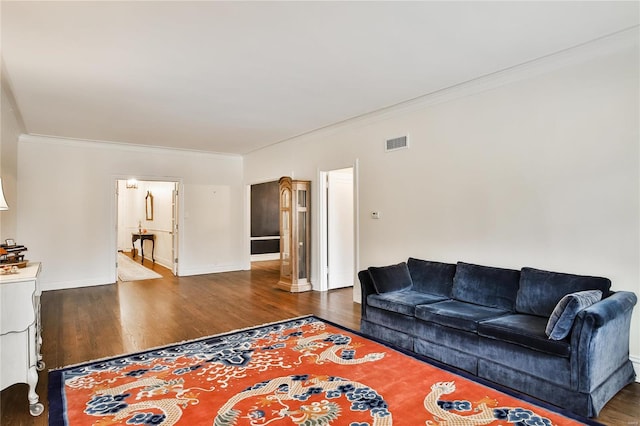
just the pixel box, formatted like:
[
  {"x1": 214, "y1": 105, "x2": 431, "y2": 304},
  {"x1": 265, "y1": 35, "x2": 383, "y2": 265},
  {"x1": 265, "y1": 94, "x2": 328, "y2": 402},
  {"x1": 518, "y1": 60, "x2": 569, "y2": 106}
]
[{"x1": 1, "y1": 258, "x2": 638, "y2": 425}]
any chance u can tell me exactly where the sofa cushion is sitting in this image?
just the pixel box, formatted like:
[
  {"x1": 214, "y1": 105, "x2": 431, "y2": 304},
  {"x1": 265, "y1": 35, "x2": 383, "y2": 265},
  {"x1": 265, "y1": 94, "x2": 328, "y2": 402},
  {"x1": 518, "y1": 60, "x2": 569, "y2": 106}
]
[
  {"x1": 415, "y1": 300, "x2": 510, "y2": 333},
  {"x1": 367, "y1": 290, "x2": 448, "y2": 316},
  {"x1": 478, "y1": 314, "x2": 571, "y2": 357},
  {"x1": 407, "y1": 258, "x2": 456, "y2": 296},
  {"x1": 545, "y1": 290, "x2": 603, "y2": 340},
  {"x1": 516, "y1": 267, "x2": 611, "y2": 317},
  {"x1": 368, "y1": 262, "x2": 413, "y2": 294},
  {"x1": 452, "y1": 262, "x2": 520, "y2": 311}
]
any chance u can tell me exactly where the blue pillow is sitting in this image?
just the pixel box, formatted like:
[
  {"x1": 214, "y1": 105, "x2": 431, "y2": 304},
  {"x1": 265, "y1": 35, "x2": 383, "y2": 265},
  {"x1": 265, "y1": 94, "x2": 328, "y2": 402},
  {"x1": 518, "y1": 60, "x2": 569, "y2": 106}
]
[
  {"x1": 545, "y1": 290, "x2": 603, "y2": 340},
  {"x1": 368, "y1": 262, "x2": 413, "y2": 294}
]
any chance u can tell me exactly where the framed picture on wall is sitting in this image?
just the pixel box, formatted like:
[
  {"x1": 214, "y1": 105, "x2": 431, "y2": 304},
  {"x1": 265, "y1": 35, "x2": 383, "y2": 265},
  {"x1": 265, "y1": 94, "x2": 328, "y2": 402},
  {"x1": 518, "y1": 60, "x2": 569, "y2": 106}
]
[{"x1": 145, "y1": 191, "x2": 154, "y2": 221}]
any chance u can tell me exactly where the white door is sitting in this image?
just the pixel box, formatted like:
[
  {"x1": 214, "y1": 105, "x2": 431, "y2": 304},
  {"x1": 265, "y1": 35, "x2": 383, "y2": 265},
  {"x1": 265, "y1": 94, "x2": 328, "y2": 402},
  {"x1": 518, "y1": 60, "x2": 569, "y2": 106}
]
[{"x1": 327, "y1": 168, "x2": 354, "y2": 289}]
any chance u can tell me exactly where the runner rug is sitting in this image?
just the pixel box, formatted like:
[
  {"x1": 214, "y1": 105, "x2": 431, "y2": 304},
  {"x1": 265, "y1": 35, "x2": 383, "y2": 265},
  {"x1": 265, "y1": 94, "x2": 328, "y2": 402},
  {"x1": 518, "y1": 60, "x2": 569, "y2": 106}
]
[
  {"x1": 117, "y1": 252, "x2": 162, "y2": 282},
  {"x1": 48, "y1": 316, "x2": 602, "y2": 426}
]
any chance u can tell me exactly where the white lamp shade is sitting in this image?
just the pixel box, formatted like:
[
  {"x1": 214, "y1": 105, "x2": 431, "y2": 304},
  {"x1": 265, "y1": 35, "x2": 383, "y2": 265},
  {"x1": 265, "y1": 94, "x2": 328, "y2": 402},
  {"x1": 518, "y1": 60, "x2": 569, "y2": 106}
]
[{"x1": 0, "y1": 178, "x2": 9, "y2": 210}]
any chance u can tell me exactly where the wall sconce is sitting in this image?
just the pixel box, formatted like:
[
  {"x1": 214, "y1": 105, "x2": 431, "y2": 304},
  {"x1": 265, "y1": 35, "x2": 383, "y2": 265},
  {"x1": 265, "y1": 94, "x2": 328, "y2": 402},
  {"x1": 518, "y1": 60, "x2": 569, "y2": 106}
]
[
  {"x1": 126, "y1": 179, "x2": 138, "y2": 189},
  {"x1": 0, "y1": 178, "x2": 9, "y2": 210}
]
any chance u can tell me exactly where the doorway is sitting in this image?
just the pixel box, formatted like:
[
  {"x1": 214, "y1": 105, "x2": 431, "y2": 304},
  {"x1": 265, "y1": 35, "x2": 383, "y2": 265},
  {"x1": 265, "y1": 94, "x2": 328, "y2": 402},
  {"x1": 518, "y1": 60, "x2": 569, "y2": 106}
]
[
  {"x1": 116, "y1": 179, "x2": 180, "y2": 275},
  {"x1": 320, "y1": 167, "x2": 356, "y2": 291},
  {"x1": 249, "y1": 180, "x2": 280, "y2": 262}
]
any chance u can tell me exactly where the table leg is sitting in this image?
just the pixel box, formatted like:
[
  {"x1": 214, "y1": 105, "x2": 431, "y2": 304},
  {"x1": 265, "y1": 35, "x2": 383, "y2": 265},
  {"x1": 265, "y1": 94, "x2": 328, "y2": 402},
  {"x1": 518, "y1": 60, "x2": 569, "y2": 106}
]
[
  {"x1": 27, "y1": 365, "x2": 43, "y2": 416},
  {"x1": 140, "y1": 240, "x2": 144, "y2": 264}
]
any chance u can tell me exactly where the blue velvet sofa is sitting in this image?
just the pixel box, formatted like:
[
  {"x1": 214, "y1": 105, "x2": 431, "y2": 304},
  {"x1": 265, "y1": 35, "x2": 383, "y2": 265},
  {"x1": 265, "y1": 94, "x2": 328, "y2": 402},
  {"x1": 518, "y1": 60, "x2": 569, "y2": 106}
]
[{"x1": 358, "y1": 258, "x2": 637, "y2": 417}]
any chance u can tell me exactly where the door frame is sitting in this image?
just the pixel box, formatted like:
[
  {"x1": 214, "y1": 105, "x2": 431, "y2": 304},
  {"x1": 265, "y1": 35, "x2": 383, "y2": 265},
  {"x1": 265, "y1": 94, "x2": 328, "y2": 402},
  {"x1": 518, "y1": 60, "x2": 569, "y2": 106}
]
[
  {"x1": 317, "y1": 160, "x2": 359, "y2": 293},
  {"x1": 171, "y1": 181, "x2": 180, "y2": 275},
  {"x1": 112, "y1": 175, "x2": 183, "y2": 281}
]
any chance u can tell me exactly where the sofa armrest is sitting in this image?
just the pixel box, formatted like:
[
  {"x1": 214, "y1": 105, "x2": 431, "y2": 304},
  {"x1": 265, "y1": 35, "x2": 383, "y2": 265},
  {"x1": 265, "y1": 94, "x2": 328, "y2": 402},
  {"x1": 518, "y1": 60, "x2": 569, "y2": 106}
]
[
  {"x1": 571, "y1": 291, "x2": 637, "y2": 393},
  {"x1": 358, "y1": 270, "x2": 377, "y2": 320},
  {"x1": 579, "y1": 291, "x2": 637, "y2": 327}
]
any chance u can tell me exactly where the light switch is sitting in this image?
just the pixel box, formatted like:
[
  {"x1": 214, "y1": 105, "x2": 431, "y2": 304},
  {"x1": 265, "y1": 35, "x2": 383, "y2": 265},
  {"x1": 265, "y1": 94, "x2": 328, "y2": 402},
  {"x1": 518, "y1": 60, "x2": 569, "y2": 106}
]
[{"x1": 371, "y1": 211, "x2": 381, "y2": 219}]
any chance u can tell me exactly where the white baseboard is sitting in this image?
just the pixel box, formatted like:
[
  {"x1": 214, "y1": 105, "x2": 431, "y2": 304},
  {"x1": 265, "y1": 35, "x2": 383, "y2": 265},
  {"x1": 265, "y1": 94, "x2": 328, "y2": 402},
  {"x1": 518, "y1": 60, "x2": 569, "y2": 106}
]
[
  {"x1": 42, "y1": 277, "x2": 114, "y2": 291},
  {"x1": 630, "y1": 355, "x2": 640, "y2": 382},
  {"x1": 41, "y1": 261, "x2": 244, "y2": 289},
  {"x1": 148, "y1": 255, "x2": 172, "y2": 271},
  {"x1": 123, "y1": 249, "x2": 173, "y2": 272},
  {"x1": 177, "y1": 263, "x2": 245, "y2": 277}
]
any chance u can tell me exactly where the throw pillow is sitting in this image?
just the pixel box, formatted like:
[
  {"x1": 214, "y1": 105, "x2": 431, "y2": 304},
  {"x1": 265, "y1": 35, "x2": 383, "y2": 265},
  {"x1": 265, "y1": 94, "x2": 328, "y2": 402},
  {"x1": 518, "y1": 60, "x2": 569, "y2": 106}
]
[
  {"x1": 545, "y1": 290, "x2": 603, "y2": 340},
  {"x1": 368, "y1": 262, "x2": 413, "y2": 294}
]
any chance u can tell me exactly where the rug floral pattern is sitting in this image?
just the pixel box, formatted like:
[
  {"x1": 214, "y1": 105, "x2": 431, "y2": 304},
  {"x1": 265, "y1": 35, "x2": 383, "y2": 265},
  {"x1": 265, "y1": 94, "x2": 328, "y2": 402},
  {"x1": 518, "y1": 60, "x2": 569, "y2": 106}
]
[{"x1": 49, "y1": 317, "x2": 593, "y2": 426}]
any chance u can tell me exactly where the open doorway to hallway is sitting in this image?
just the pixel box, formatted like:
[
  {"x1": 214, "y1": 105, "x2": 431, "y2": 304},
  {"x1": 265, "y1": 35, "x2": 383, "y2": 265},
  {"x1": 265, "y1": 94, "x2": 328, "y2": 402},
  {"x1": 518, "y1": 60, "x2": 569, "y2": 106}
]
[
  {"x1": 248, "y1": 169, "x2": 357, "y2": 293},
  {"x1": 116, "y1": 179, "x2": 180, "y2": 276}
]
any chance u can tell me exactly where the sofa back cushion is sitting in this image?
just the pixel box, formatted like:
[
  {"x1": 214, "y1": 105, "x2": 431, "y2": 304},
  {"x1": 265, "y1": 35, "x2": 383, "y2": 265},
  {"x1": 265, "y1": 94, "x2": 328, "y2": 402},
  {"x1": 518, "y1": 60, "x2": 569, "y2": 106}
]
[
  {"x1": 407, "y1": 258, "x2": 456, "y2": 296},
  {"x1": 516, "y1": 267, "x2": 611, "y2": 317},
  {"x1": 452, "y1": 262, "x2": 520, "y2": 310},
  {"x1": 368, "y1": 262, "x2": 413, "y2": 294}
]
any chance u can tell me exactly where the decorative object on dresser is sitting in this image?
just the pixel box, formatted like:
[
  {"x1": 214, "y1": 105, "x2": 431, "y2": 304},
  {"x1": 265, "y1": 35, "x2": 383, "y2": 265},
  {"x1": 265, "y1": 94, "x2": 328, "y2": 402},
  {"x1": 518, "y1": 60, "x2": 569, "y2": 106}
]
[
  {"x1": 48, "y1": 316, "x2": 602, "y2": 426},
  {"x1": 277, "y1": 176, "x2": 311, "y2": 292},
  {"x1": 0, "y1": 240, "x2": 28, "y2": 268},
  {"x1": 0, "y1": 262, "x2": 44, "y2": 416}
]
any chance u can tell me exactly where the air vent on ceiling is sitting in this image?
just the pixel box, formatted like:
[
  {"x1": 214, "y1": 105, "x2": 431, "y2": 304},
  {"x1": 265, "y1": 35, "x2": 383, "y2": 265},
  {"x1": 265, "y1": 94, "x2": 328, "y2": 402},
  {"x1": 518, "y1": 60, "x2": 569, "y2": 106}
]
[{"x1": 385, "y1": 135, "x2": 409, "y2": 152}]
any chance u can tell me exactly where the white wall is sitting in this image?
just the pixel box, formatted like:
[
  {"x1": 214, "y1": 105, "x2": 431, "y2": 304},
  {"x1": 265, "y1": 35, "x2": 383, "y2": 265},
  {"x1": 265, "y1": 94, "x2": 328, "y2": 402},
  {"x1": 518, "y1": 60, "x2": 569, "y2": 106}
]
[
  {"x1": 117, "y1": 180, "x2": 175, "y2": 268},
  {"x1": 244, "y1": 36, "x2": 640, "y2": 372},
  {"x1": 18, "y1": 136, "x2": 244, "y2": 290}
]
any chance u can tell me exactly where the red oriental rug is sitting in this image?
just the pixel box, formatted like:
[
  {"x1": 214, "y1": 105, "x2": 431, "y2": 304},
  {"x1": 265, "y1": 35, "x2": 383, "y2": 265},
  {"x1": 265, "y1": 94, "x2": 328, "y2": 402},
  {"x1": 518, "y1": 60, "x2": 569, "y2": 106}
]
[{"x1": 48, "y1": 316, "x2": 602, "y2": 425}]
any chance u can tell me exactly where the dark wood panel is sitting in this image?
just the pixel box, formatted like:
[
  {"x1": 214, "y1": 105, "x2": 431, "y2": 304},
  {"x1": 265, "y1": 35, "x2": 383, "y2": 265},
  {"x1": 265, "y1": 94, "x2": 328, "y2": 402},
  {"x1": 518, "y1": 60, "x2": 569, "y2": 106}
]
[
  {"x1": 250, "y1": 180, "x2": 279, "y2": 238},
  {"x1": 1, "y1": 258, "x2": 637, "y2": 425},
  {"x1": 250, "y1": 238, "x2": 280, "y2": 255}
]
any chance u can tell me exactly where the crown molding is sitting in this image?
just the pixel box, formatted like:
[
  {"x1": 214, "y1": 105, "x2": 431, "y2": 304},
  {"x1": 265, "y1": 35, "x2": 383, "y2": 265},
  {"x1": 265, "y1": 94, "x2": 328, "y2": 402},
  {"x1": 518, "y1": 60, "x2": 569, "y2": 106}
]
[
  {"x1": 18, "y1": 133, "x2": 242, "y2": 159},
  {"x1": 262, "y1": 25, "x2": 639, "y2": 149},
  {"x1": 1, "y1": 61, "x2": 27, "y2": 133}
]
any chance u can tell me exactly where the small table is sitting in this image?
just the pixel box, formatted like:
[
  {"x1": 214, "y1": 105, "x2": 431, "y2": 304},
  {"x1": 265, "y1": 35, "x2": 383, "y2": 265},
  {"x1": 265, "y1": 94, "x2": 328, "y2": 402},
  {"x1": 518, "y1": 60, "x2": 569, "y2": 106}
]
[{"x1": 131, "y1": 233, "x2": 155, "y2": 263}]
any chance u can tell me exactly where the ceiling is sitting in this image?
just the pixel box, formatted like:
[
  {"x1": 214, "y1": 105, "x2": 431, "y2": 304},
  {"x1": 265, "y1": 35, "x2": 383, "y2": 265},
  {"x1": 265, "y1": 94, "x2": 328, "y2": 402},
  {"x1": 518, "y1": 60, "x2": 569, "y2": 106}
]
[{"x1": 2, "y1": 1, "x2": 638, "y2": 155}]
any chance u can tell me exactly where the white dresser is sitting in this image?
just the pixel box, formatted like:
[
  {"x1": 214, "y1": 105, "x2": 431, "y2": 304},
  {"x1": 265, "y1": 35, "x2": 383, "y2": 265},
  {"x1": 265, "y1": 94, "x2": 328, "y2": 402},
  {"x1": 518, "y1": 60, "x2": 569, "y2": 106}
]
[{"x1": 0, "y1": 262, "x2": 44, "y2": 416}]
